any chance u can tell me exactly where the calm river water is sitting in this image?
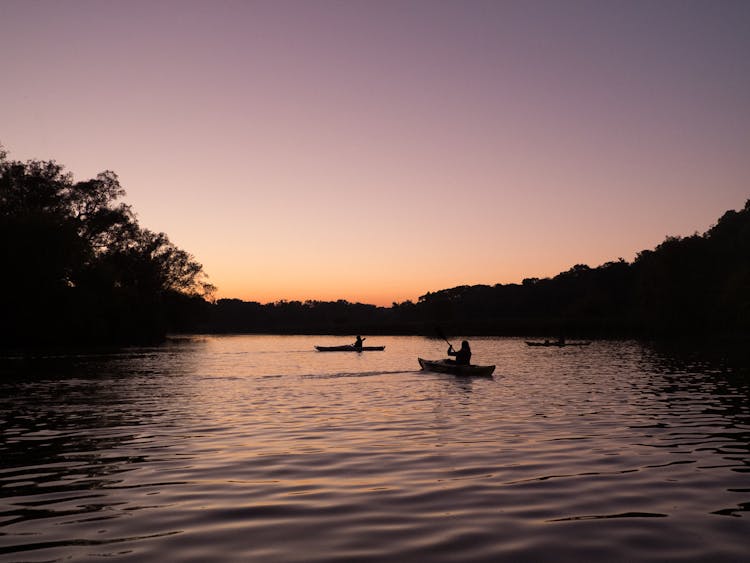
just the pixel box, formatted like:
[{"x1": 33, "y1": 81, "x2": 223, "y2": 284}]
[{"x1": 1, "y1": 335, "x2": 748, "y2": 562}]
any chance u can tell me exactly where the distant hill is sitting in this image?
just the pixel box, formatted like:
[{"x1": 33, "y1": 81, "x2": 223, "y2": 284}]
[{"x1": 198, "y1": 199, "x2": 750, "y2": 340}]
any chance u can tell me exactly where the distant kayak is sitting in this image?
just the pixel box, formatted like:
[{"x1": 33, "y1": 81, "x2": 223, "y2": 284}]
[
  {"x1": 315, "y1": 345, "x2": 386, "y2": 352},
  {"x1": 525, "y1": 341, "x2": 591, "y2": 347},
  {"x1": 418, "y1": 358, "x2": 495, "y2": 377}
]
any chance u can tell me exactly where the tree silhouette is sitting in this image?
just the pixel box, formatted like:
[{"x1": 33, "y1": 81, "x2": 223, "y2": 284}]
[
  {"x1": 3, "y1": 145, "x2": 747, "y2": 344},
  {"x1": 201, "y1": 199, "x2": 750, "y2": 340},
  {"x1": 0, "y1": 146, "x2": 213, "y2": 346}
]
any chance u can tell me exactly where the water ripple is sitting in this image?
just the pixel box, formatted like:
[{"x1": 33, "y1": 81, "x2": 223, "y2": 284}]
[{"x1": 1, "y1": 336, "x2": 748, "y2": 562}]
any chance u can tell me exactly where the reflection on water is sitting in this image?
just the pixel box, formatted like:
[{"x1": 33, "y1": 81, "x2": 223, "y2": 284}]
[{"x1": 1, "y1": 336, "x2": 748, "y2": 562}]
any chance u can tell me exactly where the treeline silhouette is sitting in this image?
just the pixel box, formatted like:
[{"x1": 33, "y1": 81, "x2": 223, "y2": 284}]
[
  {"x1": 3, "y1": 146, "x2": 747, "y2": 345},
  {"x1": 198, "y1": 199, "x2": 750, "y2": 340},
  {"x1": 1, "y1": 147, "x2": 214, "y2": 346}
]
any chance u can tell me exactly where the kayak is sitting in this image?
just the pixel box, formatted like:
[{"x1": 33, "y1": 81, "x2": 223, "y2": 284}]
[
  {"x1": 315, "y1": 345, "x2": 386, "y2": 352},
  {"x1": 525, "y1": 341, "x2": 591, "y2": 347},
  {"x1": 418, "y1": 358, "x2": 495, "y2": 377}
]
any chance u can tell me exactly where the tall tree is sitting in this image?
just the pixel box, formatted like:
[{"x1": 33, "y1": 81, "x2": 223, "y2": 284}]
[{"x1": 0, "y1": 146, "x2": 213, "y2": 346}]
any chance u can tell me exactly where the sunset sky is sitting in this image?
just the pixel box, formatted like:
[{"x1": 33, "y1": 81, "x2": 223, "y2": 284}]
[{"x1": 2, "y1": 0, "x2": 748, "y2": 305}]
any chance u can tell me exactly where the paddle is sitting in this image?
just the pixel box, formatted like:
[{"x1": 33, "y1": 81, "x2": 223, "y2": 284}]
[{"x1": 435, "y1": 326, "x2": 454, "y2": 350}]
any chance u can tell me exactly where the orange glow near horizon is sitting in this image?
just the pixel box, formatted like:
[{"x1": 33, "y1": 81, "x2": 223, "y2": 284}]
[{"x1": 1, "y1": 1, "x2": 748, "y2": 307}]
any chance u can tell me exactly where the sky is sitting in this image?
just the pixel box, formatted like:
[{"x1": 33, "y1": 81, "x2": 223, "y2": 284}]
[{"x1": 1, "y1": 0, "x2": 748, "y2": 306}]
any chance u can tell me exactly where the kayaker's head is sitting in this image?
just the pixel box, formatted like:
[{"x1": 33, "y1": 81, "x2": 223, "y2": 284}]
[{"x1": 461, "y1": 340, "x2": 470, "y2": 350}]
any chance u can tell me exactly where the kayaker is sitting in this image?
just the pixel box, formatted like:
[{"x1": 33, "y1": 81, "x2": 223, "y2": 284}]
[
  {"x1": 353, "y1": 335, "x2": 365, "y2": 350},
  {"x1": 447, "y1": 340, "x2": 471, "y2": 365}
]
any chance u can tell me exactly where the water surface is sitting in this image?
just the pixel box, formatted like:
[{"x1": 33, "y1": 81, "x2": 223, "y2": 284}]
[{"x1": 1, "y1": 336, "x2": 748, "y2": 561}]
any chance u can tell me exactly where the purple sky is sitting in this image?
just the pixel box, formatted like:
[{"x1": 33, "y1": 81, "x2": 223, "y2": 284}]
[{"x1": 2, "y1": 0, "x2": 748, "y2": 305}]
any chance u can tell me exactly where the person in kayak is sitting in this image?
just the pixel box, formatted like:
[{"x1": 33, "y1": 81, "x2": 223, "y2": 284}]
[
  {"x1": 353, "y1": 335, "x2": 365, "y2": 350},
  {"x1": 447, "y1": 340, "x2": 471, "y2": 365}
]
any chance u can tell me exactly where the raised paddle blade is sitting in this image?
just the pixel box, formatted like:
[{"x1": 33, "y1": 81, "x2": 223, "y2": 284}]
[{"x1": 435, "y1": 326, "x2": 452, "y2": 347}]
